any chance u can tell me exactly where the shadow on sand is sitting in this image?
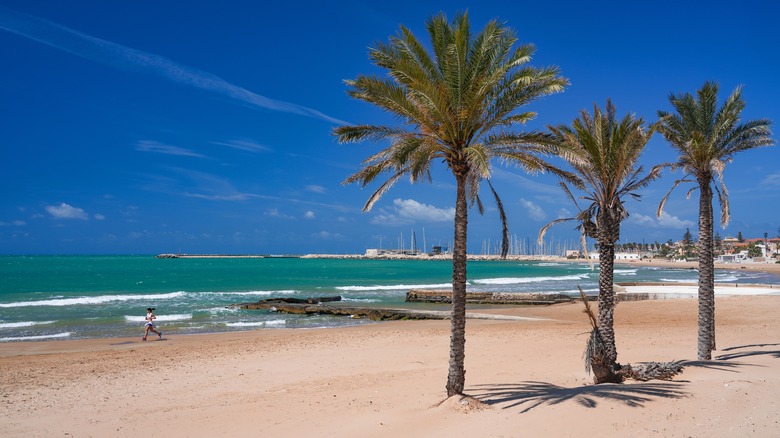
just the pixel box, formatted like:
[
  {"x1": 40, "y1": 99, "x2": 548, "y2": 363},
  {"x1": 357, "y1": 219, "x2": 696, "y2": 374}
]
[
  {"x1": 468, "y1": 381, "x2": 688, "y2": 413},
  {"x1": 714, "y1": 346, "x2": 780, "y2": 361},
  {"x1": 470, "y1": 344, "x2": 780, "y2": 414}
]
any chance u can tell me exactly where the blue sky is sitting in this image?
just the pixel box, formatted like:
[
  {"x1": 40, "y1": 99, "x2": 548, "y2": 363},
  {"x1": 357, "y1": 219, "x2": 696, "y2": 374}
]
[{"x1": 0, "y1": 1, "x2": 777, "y2": 255}]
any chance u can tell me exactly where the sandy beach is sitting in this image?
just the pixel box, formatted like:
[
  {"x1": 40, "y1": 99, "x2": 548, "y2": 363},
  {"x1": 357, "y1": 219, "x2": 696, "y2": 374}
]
[{"x1": 2, "y1": 292, "x2": 779, "y2": 437}]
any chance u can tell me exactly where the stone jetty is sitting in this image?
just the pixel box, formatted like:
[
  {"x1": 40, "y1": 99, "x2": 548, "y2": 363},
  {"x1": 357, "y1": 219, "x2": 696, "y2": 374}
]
[
  {"x1": 405, "y1": 289, "x2": 574, "y2": 304},
  {"x1": 230, "y1": 296, "x2": 450, "y2": 321}
]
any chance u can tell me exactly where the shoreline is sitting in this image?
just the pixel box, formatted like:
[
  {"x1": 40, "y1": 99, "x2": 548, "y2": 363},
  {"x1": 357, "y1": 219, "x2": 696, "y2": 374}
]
[
  {"x1": 159, "y1": 252, "x2": 780, "y2": 276},
  {"x1": 2, "y1": 295, "x2": 779, "y2": 436}
]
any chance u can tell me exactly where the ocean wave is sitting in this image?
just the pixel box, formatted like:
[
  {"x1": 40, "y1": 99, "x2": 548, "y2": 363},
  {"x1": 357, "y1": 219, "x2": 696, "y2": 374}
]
[
  {"x1": 124, "y1": 313, "x2": 192, "y2": 323},
  {"x1": 336, "y1": 283, "x2": 452, "y2": 291},
  {"x1": 0, "y1": 332, "x2": 71, "y2": 342},
  {"x1": 562, "y1": 288, "x2": 599, "y2": 294},
  {"x1": 206, "y1": 306, "x2": 241, "y2": 314},
  {"x1": 341, "y1": 297, "x2": 380, "y2": 303},
  {"x1": 0, "y1": 291, "x2": 186, "y2": 308},
  {"x1": 225, "y1": 320, "x2": 286, "y2": 327},
  {"x1": 613, "y1": 269, "x2": 638, "y2": 275},
  {"x1": 0, "y1": 320, "x2": 56, "y2": 329},
  {"x1": 714, "y1": 274, "x2": 740, "y2": 282},
  {"x1": 659, "y1": 278, "x2": 698, "y2": 283},
  {"x1": 472, "y1": 274, "x2": 590, "y2": 285},
  {"x1": 206, "y1": 290, "x2": 297, "y2": 297},
  {"x1": 534, "y1": 262, "x2": 565, "y2": 267}
]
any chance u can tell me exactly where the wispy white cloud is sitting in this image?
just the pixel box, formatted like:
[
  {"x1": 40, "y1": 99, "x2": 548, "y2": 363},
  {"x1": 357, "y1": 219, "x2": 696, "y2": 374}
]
[
  {"x1": 312, "y1": 231, "x2": 344, "y2": 240},
  {"x1": 137, "y1": 166, "x2": 354, "y2": 212},
  {"x1": 265, "y1": 208, "x2": 295, "y2": 220},
  {"x1": 45, "y1": 203, "x2": 88, "y2": 220},
  {"x1": 491, "y1": 168, "x2": 564, "y2": 197},
  {"x1": 557, "y1": 208, "x2": 573, "y2": 219},
  {"x1": 0, "y1": 220, "x2": 26, "y2": 226},
  {"x1": 761, "y1": 173, "x2": 780, "y2": 186},
  {"x1": 657, "y1": 212, "x2": 695, "y2": 228},
  {"x1": 0, "y1": 6, "x2": 348, "y2": 125},
  {"x1": 304, "y1": 211, "x2": 316, "y2": 219},
  {"x1": 519, "y1": 198, "x2": 546, "y2": 221},
  {"x1": 394, "y1": 199, "x2": 454, "y2": 221},
  {"x1": 628, "y1": 212, "x2": 694, "y2": 228},
  {"x1": 372, "y1": 198, "x2": 454, "y2": 225},
  {"x1": 136, "y1": 140, "x2": 206, "y2": 158},
  {"x1": 94, "y1": 214, "x2": 105, "y2": 220},
  {"x1": 212, "y1": 139, "x2": 270, "y2": 153},
  {"x1": 305, "y1": 185, "x2": 327, "y2": 194}
]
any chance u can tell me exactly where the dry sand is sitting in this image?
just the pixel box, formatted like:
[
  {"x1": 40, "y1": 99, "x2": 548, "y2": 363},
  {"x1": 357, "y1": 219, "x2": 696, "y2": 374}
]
[{"x1": 2, "y1": 294, "x2": 779, "y2": 437}]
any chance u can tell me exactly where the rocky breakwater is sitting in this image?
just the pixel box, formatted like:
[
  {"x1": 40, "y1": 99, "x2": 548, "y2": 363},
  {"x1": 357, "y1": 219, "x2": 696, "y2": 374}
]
[
  {"x1": 229, "y1": 296, "x2": 450, "y2": 321},
  {"x1": 405, "y1": 289, "x2": 574, "y2": 305}
]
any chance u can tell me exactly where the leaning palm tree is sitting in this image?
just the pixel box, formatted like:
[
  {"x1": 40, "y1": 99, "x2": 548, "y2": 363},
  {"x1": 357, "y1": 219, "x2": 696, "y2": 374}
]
[
  {"x1": 657, "y1": 82, "x2": 774, "y2": 360},
  {"x1": 540, "y1": 100, "x2": 661, "y2": 383},
  {"x1": 333, "y1": 12, "x2": 568, "y2": 397}
]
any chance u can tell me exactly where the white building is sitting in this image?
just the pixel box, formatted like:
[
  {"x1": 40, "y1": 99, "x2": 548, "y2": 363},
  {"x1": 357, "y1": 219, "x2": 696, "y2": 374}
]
[{"x1": 589, "y1": 252, "x2": 640, "y2": 260}]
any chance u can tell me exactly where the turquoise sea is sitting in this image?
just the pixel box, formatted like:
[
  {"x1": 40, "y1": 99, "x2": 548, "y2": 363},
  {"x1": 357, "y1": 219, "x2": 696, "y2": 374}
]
[{"x1": 1, "y1": 255, "x2": 778, "y2": 342}]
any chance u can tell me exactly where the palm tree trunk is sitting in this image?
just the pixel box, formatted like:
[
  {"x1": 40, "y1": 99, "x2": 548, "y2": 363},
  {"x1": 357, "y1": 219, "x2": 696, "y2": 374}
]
[
  {"x1": 446, "y1": 172, "x2": 469, "y2": 397},
  {"x1": 588, "y1": 214, "x2": 623, "y2": 384},
  {"x1": 597, "y1": 236, "x2": 618, "y2": 363},
  {"x1": 697, "y1": 177, "x2": 716, "y2": 360}
]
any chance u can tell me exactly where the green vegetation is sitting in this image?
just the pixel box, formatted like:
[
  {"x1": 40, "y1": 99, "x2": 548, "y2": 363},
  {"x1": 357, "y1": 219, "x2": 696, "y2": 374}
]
[
  {"x1": 540, "y1": 100, "x2": 660, "y2": 383},
  {"x1": 339, "y1": 11, "x2": 774, "y2": 388},
  {"x1": 335, "y1": 12, "x2": 567, "y2": 396},
  {"x1": 747, "y1": 243, "x2": 763, "y2": 258},
  {"x1": 657, "y1": 81, "x2": 774, "y2": 360}
]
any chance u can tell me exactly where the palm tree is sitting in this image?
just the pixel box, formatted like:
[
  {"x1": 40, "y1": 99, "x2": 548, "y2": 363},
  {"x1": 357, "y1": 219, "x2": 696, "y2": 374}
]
[
  {"x1": 540, "y1": 100, "x2": 660, "y2": 383},
  {"x1": 333, "y1": 12, "x2": 568, "y2": 396},
  {"x1": 657, "y1": 82, "x2": 774, "y2": 360}
]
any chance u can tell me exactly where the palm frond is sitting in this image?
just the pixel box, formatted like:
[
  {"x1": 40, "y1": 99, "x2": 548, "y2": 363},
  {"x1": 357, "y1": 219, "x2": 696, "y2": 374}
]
[
  {"x1": 363, "y1": 169, "x2": 407, "y2": 212},
  {"x1": 487, "y1": 179, "x2": 509, "y2": 258},
  {"x1": 538, "y1": 217, "x2": 574, "y2": 244},
  {"x1": 333, "y1": 125, "x2": 409, "y2": 144},
  {"x1": 657, "y1": 177, "x2": 692, "y2": 218}
]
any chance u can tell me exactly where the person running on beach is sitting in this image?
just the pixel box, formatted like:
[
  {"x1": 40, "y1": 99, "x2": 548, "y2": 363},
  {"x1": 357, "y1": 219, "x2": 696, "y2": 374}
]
[{"x1": 142, "y1": 307, "x2": 162, "y2": 341}]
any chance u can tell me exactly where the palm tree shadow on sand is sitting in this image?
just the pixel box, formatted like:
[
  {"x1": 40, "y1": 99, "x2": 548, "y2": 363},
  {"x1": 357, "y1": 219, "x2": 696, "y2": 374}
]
[
  {"x1": 468, "y1": 381, "x2": 688, "y2": 413},
  {"x1": 713, "y1": 343, "x2": 780, "y2": 361}
]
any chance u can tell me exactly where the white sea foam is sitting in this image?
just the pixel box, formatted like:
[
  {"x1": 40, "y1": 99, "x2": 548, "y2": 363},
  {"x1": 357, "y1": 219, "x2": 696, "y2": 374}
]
[
  {"x1": 336, "y1": 283, "x2": 452, "y2": 291},
  {"x1": 535, "y1": 262, "x2": 565, "y2": 267},
  {"x1": 0, "y1": 332, "x2": 71, "y2": 342},
  {"x1": 0, "y1": 291, "x2": 186, "y2": 308},
  {"x1": 0, "y1": 320, "x2": 55, "y2": 329},
  {"x1": 714, "y1": 274, "x2": 740, "y2": 282},
  {"x1": 207, "y1": 306, "x2": 240, "y2": 314},
  {"x1": 613, "y1": 269, "x2": 638, "y2": 275},
  {"x1": 341, "y1": 298, "x2": 380, "y2": 303},
  {"x1": 124, "y1": 313, "x2": 192, "y2": 323},
  {"x1": 659, "y1": 278, "x2": 698, "y2": 283},
  {"x1": 225, "y1": 320, "x2": 286, "y2": 327},
  {"x1": 208, "y1": 290, "x2": 297, "y2": 297},
  {"x1": 472, "y1": 274, "x2": 590, "y2": 285},
  {"x1": 562, "y1": 288, "x2": 599, "y2": 295}
]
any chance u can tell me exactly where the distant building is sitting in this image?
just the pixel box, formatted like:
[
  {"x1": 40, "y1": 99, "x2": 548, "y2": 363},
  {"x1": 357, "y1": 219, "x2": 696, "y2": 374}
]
[
  {"x1": 717, "y1": 251, "x2": 749, "y2": 263},
  {"x1": 588, "y1": 252, "x2": 640, "y2": 261},
  {"x1": 364, "y1": 248, "x2": 421, "y2": 257}
]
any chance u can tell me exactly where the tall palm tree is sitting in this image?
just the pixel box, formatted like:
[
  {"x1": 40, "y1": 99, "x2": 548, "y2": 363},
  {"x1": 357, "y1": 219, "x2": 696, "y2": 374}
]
[
  {"x1": 333, "y1": 12, "x2": 568, "y2": 396},
  {"x1": 657, "y1": 82, "x2": 774, "y2": 360},
  {"x1": 540, "y1": 100, "x2": 660, "y2": 383}
]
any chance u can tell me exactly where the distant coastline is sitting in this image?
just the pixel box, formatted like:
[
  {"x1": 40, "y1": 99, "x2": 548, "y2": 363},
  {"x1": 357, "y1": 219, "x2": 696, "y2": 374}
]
[{"x1": 155, "y1": 253, "x2": 780, "y2": 277}]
